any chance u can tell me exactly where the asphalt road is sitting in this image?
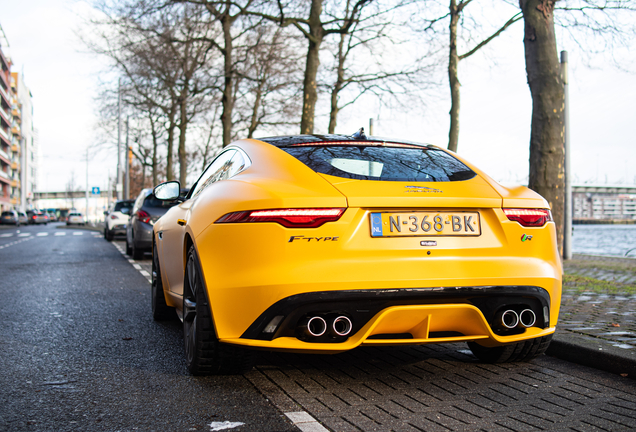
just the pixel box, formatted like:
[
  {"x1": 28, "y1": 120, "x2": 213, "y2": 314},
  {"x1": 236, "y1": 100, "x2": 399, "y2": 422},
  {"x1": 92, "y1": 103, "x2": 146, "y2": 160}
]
[
  {"x1": 1, "y1": 223, "x2": 636, "y2": 432},
  {"x1": 0, "y1": 223, "x2": 296, "y2": 432}
]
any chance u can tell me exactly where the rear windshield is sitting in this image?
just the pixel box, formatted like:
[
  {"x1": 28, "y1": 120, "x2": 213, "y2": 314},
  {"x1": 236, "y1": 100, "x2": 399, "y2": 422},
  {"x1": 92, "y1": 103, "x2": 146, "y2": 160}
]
[
  {"x1": 143, "y1": 194, "x2": 179, "y2": 208},
  {"x1": 114, "y1": 201, "x2": 133, "y2": 212},
  {"x1": 1, "y1": 211, "x2": 14, "y2": 216},
  {"x1": 280, "y1": 145, "x2": 475, "y2": 182}
]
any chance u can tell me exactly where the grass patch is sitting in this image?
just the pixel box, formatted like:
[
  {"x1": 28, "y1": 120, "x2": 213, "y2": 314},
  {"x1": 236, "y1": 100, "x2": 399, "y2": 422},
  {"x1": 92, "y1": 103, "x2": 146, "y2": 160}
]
[
  {"x1": 563, "y1": 274, "x2": 636, "y2": 294},
  {"x1": 564, "y1": 258, "x2": 636, "y2": 274}
]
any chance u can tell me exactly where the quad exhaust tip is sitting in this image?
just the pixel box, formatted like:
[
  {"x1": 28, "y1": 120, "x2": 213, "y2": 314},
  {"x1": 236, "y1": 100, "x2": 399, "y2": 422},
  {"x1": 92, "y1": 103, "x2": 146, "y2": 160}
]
[
  {"x1": 304, "y1": 316, "x2": 327, "y2": 337},
  {"x1": 519, "y1": 309, "x2": 537, "y2": 328},
  {"x1": 299, "y1": 315, "x2": 353, "y2": 339},
  {"x1": 498, "y1": 310, "x2": 520, "y2": 329},
  {"x1": 331, "y1": 316, "x2": 353, "y2": 337}
]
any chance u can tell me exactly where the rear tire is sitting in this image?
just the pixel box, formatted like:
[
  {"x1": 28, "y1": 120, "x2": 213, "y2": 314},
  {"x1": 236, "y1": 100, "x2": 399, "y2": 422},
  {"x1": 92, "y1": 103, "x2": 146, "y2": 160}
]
[
  {"x1": 132, "y1": 241, "x2": 144, "y2": 260},
  {"x1": 151, "y1": 243, "x2": 175, "y2": 320},
  {"x1": 126, "y1": 238, "x2": 132, "y2": 255},
  {"x1": 183, "y1": 245, "x2": 254, "y2": 375},
  {"x1": 468, "y1": 334, "x2": 553, "y2": 363}
]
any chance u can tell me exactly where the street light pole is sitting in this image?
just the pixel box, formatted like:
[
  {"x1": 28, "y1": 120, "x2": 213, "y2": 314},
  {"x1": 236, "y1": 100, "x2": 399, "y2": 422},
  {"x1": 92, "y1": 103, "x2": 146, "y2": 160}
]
[
  {"x1": 85, "y1": 147, "x2": 89, "y2": 223},
  {"x1": 117, "y1": 78, "x2": 122, "y2": 200},
  {"x1": 124, "y1": 116, "x2": 130, "y2": 200},
  {"x1": 562, "y1": 51, "x2": 572, "y2": 260}
]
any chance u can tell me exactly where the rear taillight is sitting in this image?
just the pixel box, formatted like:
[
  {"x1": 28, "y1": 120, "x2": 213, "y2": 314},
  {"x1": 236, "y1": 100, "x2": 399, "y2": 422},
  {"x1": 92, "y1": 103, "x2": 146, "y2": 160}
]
[
  {"x1": 110, "y1": 214, "x2": 118, "y2": 220},
  {"x1": 216, "y1": 208, "x2": 345, "y2": 228},
  {"x1": 503, "y1": 208, "x2": 552, "y2": 227},
  {"x1": 32, "y1": 215, "x2": 36, "y2": 219},
  {"x1": 137, "y1": 209, "x2": 151, "y2": 224}
]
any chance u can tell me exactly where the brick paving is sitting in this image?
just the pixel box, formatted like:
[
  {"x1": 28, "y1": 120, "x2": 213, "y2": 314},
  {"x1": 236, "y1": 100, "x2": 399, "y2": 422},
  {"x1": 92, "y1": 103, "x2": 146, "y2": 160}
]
[
  {"x1": 559, "y1": 254, "x2": 636, "y2": 350},
  {"x1": 118, "y1": 239, "x2": 636, "y2": 431}
]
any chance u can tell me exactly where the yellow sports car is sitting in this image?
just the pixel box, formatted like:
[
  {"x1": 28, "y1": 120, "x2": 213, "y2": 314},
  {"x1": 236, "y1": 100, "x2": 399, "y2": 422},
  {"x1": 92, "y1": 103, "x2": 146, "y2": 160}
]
[{"x1": 152, "y1": 131, "x2": 561, "y2": 375}]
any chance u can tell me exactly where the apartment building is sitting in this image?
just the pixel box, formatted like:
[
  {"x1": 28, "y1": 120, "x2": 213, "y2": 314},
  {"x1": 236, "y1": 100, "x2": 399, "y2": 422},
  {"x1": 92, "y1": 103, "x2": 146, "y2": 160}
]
[
  {"x1": 0, "y1": 36, "x2": 14, "y2": 211},
  {"x1": 0, "y1": 24, "x2": 36, "y2": 213},
  {"x1": 573, "y1": 185, "x2": 636, "y2": 222}
]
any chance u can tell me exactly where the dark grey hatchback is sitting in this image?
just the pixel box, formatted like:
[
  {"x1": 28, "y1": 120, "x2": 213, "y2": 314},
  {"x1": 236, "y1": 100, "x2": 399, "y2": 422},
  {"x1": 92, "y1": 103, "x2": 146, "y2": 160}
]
[{"x1": 126, "y1": 188, "x2": 182, "y2": 259}]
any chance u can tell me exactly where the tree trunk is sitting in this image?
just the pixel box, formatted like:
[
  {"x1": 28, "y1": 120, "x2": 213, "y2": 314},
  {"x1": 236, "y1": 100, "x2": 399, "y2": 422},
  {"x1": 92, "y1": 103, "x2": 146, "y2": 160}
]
[
  {"x1": 149, "y1": 114, "x2": 159, "y2": 186},
  {"x1": 166, "y1": 107, "x2": 177, "y2": 181},
  {"x1": 448, "y1": 0, "x2": 460, "y2": 153},
  {"x1": 248, "y1": 81, "x2": 263, "y2": 139},
  {"x1": 178, "y1": 91, "x2": 188, "y2": 186},
  {"x1": 328, "y1": 31, "x2": 347, "y2": 134},
  {"x1": 520, "y1": 0, "x2": 565, "y2": 253},
  {"x1": 300, "y1": 0, "x2": 324, "y2": 134},
  {"x1": 221, "y1": 16, "x2": 234, "y2": 147}
]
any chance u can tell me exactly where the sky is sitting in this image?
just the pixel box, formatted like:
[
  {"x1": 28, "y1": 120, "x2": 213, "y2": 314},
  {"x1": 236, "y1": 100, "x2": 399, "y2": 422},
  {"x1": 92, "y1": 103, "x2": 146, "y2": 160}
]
[{"x1": 1, "y1": 0, "x2": 635, "y2": 193}]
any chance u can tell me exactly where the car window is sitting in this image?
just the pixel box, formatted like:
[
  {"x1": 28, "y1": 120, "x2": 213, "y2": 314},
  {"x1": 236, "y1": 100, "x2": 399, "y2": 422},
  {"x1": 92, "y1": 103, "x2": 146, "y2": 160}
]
[
  {"x1": 143, "y1": 194, "x2": 180, "y2": 208},
  {"x1": 1, "y1": 211, "x2": 14, "y2": 216},
  {"x1": 280, "y1": 145, "x2": 476, "y2": 182},
  {"x1": 190, "y1": 149, "x2": 236, "y2": 198},
  {"x1": 114, "y1": 201, "x2": 134, "y2": 212},
  {"x1": 133, "y1": 190, "x2": 148, "y2": 213}
]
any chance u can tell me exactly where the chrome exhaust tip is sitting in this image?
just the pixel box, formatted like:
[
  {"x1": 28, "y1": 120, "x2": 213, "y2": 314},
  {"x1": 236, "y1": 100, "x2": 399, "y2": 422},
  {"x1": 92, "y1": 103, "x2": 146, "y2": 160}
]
[
  {"x1": 331, "y1": 316, "x2": 353, "y2": 337},
  {"x1": 519, "y1": 309, "x2": 537, "y2": 328},
  {"x1": 498, "y1": 310, "x2": 519, "y2": 329},
  {"x1": 300, "y1": 316, "x2": 327, "y2": 337}
]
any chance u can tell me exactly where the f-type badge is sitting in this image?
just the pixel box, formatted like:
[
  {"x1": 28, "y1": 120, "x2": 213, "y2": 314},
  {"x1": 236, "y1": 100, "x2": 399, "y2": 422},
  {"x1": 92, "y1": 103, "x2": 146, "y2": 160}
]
[
  {"x1": 521, "y1": 234, "x2": 533, "y2": 242},
  {"x1": 405, "y1": 186, "x2": 442, "y2": 193}
]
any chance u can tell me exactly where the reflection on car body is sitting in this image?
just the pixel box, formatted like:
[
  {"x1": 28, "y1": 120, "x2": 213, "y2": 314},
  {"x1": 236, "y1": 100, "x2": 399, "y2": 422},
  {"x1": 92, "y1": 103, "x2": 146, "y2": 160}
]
[{"x1": 151, "y1": 133, "x2": 561, "y2": 375}]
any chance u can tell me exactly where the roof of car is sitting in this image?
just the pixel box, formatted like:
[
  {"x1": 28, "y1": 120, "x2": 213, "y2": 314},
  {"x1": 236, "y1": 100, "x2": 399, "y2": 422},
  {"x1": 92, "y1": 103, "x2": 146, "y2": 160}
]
[{"x1": 255, "y1": 133, "x2": 430, "y2": 148}]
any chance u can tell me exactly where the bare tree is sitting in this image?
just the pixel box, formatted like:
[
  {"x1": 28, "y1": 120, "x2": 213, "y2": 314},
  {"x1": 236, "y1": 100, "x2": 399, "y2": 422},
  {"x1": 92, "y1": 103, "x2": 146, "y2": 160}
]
[
  {"x1": 519, "y1": 0, "x2": 636, "y2": 253},
  {"x1": 84, "y1": 1, "x2": 219, "y2": 183},
  {"x1": 232, "y1": 24, "x2": 303, "y2": 138},
  {"x1": 324, "y1": 0, "x2": 432, "y2": 134},
  {"x1": 417, "y1": 1, "x2": 522, "y2": 152},
  {"x1": 251, "y1": 0, "x2": 375, "y2": 134}
]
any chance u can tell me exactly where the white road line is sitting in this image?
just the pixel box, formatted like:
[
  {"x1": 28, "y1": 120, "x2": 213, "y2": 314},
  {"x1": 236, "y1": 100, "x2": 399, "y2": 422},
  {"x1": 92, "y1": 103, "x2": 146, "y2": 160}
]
[
  {"x1": 140, "y1": 270, "x2": 150, "y2": 277},
  {"x1": 73, "y1": 232, "x2": 83, "y2": 236},
  {"x1": 0, "y1": 233, "x2": 12, "y2": 237},
  {"x1": 55, "y1": 232, "x2": 66, "y2": 236},
  {"x1": 133, "y1": 264, "x2": 142, "y2": 270},
  {"x1": 37, "y1": 232, "x2": 49, "y2": 236},
  {"x1": 209, "y1": 422, "x2": 245, "y2": 431},
  {"x1": 18, "y1": 233, "x2": 31, "y2": 237},
  {"x1": 285, "y1": 412, "x2": 329, "y2": 432}
]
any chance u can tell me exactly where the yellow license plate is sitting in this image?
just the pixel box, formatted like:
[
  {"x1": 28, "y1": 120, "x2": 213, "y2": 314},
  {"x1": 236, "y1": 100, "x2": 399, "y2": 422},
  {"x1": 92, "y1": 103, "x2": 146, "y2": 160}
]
[{"x1": 370, "y1": 212, "x2": 481, "y2": 237}]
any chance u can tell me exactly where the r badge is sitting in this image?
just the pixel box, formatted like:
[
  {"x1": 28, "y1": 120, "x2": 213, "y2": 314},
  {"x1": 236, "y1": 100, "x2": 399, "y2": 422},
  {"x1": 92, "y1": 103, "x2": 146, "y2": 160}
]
[{"x1": 521, "y1": 234, "x2": 533, "y2": 242}]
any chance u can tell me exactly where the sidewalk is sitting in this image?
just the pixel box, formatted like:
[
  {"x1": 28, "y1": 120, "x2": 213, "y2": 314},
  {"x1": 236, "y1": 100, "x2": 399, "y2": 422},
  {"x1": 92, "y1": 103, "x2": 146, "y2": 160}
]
[{"x1": 548, "y1": 253, "x2": 636, "y2": 377}]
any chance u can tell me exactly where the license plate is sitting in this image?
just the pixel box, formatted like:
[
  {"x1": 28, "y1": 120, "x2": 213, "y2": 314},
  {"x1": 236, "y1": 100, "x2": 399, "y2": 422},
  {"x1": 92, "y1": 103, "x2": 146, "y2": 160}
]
[{"x1": 370, "y1": 212, "x2": 481, "y2": 237}]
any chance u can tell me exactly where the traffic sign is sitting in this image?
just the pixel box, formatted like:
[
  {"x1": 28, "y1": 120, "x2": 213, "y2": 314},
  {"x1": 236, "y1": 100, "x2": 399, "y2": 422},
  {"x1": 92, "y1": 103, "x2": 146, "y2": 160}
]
[{"x1": 92, "y1": 187, "x2": 100, "y2": 195}]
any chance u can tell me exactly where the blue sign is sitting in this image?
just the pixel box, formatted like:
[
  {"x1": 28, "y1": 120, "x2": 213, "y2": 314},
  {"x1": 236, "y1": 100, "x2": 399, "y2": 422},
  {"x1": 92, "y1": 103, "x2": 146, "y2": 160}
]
[
  {"x1": 370, "y1": 213, "x2": 383, "y2": 237},
  {"x1": 92, "y1": 187, "x2": 100, "y2": 195}
]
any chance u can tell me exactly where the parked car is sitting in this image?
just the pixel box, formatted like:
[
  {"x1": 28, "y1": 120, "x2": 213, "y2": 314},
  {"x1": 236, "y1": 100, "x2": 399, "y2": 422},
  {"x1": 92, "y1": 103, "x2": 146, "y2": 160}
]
[
  {"x1": 66, "y1": 212, "x2": 86, "y2": 225},
  {"x1": 17, "y1": 211, "x2": 28, "y2": 225},
  {"x1": 126, "y1": 189, "x2": 182, "y2": 260},
  {"x1": 151, "y1": 132, "x2": 561, "y2": 375},
  {"x1": 104, "y1": 200, "x2": 134, "y2": 241},
  {"x1": 0, "y1": 210, "x2": 19, "y2": 225},
  {"x1": 27, "y1": 210, "x2": 49, "y2": 225}
]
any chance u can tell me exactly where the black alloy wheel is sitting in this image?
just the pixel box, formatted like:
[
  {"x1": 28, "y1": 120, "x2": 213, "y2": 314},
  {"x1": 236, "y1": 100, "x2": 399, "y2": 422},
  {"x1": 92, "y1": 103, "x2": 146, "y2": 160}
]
[
  {"x1": 151, "y1": 243, "x2": 175, "y2": 320},
  {"x1": 183, "y1": 245, "x2": 254, "y2": 375},
  {"x1": 467, "y1": 334, "x2": 553, "y2": 363}
]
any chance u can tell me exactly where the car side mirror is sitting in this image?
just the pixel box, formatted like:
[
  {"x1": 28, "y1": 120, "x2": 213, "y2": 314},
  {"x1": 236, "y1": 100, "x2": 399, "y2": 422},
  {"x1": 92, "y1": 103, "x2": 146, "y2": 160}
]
[
  {"x1": 154, "y1": 181, "x2": 181, "y2": 201},
  {"x1": 103, "y1": 211, "x2": 108, "y2": 216}
]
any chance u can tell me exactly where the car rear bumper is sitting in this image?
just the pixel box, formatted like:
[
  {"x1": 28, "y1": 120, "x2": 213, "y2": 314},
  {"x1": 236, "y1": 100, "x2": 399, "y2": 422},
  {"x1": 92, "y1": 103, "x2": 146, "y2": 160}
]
[{"x1": 219, "y1": 285, "x2": 557, "y2": 352}]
